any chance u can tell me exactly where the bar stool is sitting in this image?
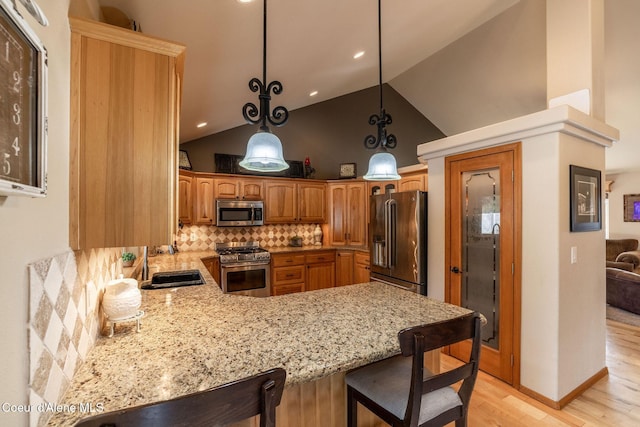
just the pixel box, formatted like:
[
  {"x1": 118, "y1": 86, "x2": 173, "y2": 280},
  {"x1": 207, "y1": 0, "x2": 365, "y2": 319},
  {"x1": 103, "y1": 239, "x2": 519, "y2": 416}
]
[
  {"x1": 346, "y1": 312, "x2": 482, "y2": 427},
  {"x1": 75, "y1": 368, "x2": 286, "y2": 427}
]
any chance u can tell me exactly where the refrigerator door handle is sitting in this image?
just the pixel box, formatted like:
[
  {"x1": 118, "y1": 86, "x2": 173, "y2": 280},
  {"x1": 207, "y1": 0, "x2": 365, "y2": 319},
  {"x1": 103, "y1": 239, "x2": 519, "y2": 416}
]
[{"x1": 387, "y1": 199, "x2": 396, "y2": 269}]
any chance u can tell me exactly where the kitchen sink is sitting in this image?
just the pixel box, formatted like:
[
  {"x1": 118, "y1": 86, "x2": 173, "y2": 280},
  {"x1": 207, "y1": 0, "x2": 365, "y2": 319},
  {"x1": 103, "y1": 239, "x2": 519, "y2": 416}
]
[{"x1": 140, "y1": 270, "x2": 205, "y2": 290}]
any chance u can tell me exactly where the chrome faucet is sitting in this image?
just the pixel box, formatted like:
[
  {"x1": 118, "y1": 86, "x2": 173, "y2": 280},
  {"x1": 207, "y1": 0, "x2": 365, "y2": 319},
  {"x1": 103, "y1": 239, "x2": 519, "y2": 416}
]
[{"x1": 141, "y1": 246, "x2": 149, "y2": 281}]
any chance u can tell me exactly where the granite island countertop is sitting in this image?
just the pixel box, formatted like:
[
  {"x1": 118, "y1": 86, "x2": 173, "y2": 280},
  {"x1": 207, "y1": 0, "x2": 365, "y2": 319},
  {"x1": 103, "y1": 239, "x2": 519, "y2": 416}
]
[{"x1": 48, "y1": 252, "x2": 472, "y2": 426}]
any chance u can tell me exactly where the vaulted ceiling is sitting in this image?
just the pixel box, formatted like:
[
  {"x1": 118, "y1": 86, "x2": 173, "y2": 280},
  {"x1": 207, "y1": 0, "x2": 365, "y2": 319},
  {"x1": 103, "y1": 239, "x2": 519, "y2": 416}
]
[{"x1": 98, "y1": 0, "x2": 519, "y2": 142}]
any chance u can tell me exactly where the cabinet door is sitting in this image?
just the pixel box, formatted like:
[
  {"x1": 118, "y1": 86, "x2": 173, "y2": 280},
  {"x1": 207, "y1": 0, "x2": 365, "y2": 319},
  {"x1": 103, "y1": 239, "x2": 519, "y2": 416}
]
[
  {"x1": 69, "y1": 19, "x2": 185, "y2": 249},
  {"x1": 336, "y1": 251, "x2": 354, "y2": 286},
  {"x1": 347, "y1": 183, "x2": 367, "y2": 246},
  {"x1": 298, "y1": 183, "x2": 326, "y2": 223},
  {"x1": 328, "y1": 184, "x2": 348, "y2": 245},
  {"x1": 398, "y1": 173, "x2": 427, "y2": 192},
  {"x1": 354, "y1": 251, "x2": 371, "y2": 284},
  {"x1": 306, "y1": 262, "x2": 335, "y2": 291},
  {"x1": 240, "y1": 178, "x2": 264, "y2": 200},
  {"x1": 264, "y1": 181, "x2": 297, "y2": 223},
  {"x1": 195, "y1": 177, "x2": 215, "y2": 224},
  {"x1": 178, "y1": 173, "x2": 193, "y2": 225},
  {"x1": 214, "y1": 178, "x2": 239, "y2": 199}
]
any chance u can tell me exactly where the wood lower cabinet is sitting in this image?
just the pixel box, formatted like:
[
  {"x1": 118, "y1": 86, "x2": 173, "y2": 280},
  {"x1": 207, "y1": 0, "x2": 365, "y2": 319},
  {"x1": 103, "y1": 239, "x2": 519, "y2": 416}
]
[
  {"x1": 354, "y1": 251, "x2": 371, "y2": 284},
  {"x1": 336, "y1": 251, "x2": 354, "y2": 286},
  {"x1": 271, "y1": 250, "x2": 336, "y2": 295},
  {"x1": 306, "y1": 251, "x2": 336, "y2": 291},
  {"x1": 194, "y1": 177, "x2": 215, "y2": 225},
  {"x1": 69, "y1": 17, "x2": 185, "y2": 249},
  {"x1": 271, "y1": 253, "x2": 306, "y2": 295},
  {"x1": 201, "y1": 256, "x2": 220, "y2": 285}
]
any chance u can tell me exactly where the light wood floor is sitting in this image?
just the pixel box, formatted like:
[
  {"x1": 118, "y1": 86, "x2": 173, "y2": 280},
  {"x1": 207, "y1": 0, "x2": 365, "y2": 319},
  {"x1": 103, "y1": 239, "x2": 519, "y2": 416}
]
[{"x1": 441, "y1": 319, "x2": 640, "y2": 426}]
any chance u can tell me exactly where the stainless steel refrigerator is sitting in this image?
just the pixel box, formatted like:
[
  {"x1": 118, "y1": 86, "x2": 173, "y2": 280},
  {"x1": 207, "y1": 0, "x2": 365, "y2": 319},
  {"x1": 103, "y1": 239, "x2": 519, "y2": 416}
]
[{"x1": 369, "y1": 190, "x2": 427, "y2": 294}]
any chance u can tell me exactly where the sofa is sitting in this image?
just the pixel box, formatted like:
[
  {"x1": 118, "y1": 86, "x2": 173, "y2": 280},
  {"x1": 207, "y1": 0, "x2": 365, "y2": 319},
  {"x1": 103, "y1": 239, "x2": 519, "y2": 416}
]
[
  {"x1": 606, "y1": 239, "x2": 640, "y2": 271},
  {"x1": 606, "y1": 239, "x2": 640, "y2": 314}
]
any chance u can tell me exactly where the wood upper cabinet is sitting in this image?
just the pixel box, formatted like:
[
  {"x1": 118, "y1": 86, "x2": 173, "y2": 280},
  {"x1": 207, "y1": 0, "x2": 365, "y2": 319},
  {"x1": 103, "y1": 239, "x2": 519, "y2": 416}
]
[
  {"x1": 264, "y1": 180, "x2": 297, "y2": 223},
  {"x1": 264, "y1": 180, "x2": 326, "y2": 223},
  {"x1": 69, "y1": 17, "x2": 185, "y2": 249},
  {"x1": 327, "y1": 182, "x2": 367, "y2": 246},
  {"x1": 178, "y1": 171, "x2": 193, "y2": 226},
  {"x1": 367, "y1": 181, "x2": 397, "y2": 197},
  {"x1": 298, "y1": 183, "x2": 326, "y2": 222},
  {"x1": 214, "y1": 177, "x2": 263, "y2": 200},
  {"x1": 194, "y1": 177, "x2": 215, "y2": 225},
  {"x1": 398, "y1": 171, "x2": 428, "y2": 192}
]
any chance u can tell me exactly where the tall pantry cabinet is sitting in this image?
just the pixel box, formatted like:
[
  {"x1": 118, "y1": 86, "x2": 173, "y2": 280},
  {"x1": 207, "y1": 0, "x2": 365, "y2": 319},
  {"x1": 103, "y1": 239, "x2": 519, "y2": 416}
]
[{"x1": 69, "y1": 18, "x2": 185, "y2": 249}]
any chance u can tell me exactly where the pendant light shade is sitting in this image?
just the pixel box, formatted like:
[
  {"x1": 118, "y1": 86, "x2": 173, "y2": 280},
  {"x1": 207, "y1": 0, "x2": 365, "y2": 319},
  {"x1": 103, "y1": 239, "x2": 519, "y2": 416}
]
[
  {"x1": 240, "y1": 0, "x2": 290, "y2": 172},
  {"x1": 363, "y1": 148, "x2": 400, "y2": 180},
  {"x1": 239, "y1": 131, "x2": 289, "y2": 172},
  {"x1": 363, "y1": 0, "x2": 399, "y2": 181}
]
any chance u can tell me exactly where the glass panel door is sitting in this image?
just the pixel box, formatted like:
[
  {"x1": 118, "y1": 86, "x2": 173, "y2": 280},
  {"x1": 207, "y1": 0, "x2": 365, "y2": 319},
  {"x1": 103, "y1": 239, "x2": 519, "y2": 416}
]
[{"x1": 462, "y1": 169, "x2": 500, "y2": 350}]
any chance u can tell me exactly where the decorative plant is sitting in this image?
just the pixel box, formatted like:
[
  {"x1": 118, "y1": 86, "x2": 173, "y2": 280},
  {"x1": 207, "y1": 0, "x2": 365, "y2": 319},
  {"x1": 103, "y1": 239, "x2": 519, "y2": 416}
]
[{"x1": 122, "y1": 252, "x2": 136, "y2": 263}]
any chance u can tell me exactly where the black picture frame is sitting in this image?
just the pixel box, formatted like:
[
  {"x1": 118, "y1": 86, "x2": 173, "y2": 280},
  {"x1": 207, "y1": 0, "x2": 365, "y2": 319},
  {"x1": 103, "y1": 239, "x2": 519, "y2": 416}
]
[
  {"x1": 570, "y1": 165, "x2": 601, "y2": 232},
  {"x1": 339, "y1": 162, "x2": 357, "y2": 179},
  {"x1": 179, "y1": 150, "x2": 192, "y2": 170},
  {"x1": 623, "y1": 194, "x2": 640, "y2": 222}
]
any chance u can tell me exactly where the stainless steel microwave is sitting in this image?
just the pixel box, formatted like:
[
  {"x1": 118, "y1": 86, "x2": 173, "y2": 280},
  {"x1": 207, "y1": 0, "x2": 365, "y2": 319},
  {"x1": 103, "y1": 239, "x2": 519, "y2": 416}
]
[{"x1": 216, "y1": 200, "x2": 264, "y2": 227}]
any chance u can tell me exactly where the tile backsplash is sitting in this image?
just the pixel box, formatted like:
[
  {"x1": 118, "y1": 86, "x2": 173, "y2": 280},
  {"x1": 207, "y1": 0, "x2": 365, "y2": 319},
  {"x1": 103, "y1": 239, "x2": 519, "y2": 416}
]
[
  {"x1": 25, "y1": 224, "x2": 322, "y2": 426},
  {"x1": 175, "y1": 223, "x2": 323, "y2": 251},
  {"x1": 28, "y1": 248, "x2": 121, "y2": 427}
]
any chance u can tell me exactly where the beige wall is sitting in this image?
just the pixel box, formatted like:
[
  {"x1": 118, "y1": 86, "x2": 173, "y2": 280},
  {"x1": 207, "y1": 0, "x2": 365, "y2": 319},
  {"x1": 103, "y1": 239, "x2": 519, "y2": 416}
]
[
  {"x1": 181, "y1": 84, "x2": 444, "y2": 180},
  {"x1": 0, "y1": 2, "x2": 100, "y2": 425},
  {"x1": 606, "y1": 171, "x2": 640, "y2": 240}
]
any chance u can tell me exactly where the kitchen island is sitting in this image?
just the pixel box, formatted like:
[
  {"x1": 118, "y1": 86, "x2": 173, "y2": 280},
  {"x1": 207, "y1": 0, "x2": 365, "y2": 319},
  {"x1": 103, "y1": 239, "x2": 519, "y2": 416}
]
[{"x1": 48, "y1": 252, "x2": 472, "y2": 426}]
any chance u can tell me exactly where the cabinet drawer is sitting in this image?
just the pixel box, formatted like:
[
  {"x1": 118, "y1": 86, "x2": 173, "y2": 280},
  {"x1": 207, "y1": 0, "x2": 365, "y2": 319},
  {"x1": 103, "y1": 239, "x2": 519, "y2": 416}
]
[
  {"x1": 273, "y1": 265, "x2": 305, "y2": 285},
  {"x1": 272, "y1": 282, "x2": 304, "y2": 296},
  {"x1": 272, "y1": 254, "x2": 305, "y2": 267},
  {"x1": 305, "y1": 251, "x2": 336, "y2": 264},
  {"x1": 355, "y1": 251, "x2": 370, "y2": 265}
]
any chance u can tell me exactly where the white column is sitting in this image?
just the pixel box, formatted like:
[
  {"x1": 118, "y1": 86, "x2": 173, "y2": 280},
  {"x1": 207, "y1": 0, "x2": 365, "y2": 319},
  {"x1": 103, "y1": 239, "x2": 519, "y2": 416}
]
[{"x1": 546, "y1": 0, "x2": 605, "y2": 120}]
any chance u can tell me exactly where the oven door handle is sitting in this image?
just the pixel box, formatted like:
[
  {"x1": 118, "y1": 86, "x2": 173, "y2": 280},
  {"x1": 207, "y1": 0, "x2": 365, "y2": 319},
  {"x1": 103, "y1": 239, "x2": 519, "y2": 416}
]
[{"x1": 221, "y1": 261, "x2": 271, "y2": 269}]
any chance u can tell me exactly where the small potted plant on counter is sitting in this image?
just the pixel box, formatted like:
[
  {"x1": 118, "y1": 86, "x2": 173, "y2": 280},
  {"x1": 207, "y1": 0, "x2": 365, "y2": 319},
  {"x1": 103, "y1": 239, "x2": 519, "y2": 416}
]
[{"x1": 122, "y1": 252, "x2": 136, "y2": 267}]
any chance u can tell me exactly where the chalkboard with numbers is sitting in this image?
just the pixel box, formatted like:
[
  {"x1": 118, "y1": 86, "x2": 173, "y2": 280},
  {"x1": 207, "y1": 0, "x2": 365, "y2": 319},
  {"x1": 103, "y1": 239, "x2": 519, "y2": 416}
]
[{"x1": 0, "y1": 0, "x2": 47, "y2": 197}]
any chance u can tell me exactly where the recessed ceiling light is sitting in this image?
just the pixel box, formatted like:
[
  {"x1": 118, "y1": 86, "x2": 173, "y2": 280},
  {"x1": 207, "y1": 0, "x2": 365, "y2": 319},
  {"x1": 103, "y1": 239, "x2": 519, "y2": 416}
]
[
  {"x1": 196, "y1": 122, "x2": 208, "y2": 128},
  {"x1": 309, "y1": 90, "x2": 318, "y2": 97},
  {"x1": 353, "y1": 51, "x2": 365, "y2": 59},
  {"x1": 237, "y1": 0, "x2": 254, "y2": 3}
]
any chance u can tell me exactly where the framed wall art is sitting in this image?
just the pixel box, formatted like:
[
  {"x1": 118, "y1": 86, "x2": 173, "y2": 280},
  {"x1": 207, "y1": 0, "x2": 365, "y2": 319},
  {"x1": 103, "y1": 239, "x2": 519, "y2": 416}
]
[
  {"x1": 0, "y1": 0, "x2": 48, "y2": 197},
  {"x1": 623, "y1": 194, "x2": 640, "y2": 222},
  {"x1": 569, "y1": 165, "x2": 601, "y2": 232}
]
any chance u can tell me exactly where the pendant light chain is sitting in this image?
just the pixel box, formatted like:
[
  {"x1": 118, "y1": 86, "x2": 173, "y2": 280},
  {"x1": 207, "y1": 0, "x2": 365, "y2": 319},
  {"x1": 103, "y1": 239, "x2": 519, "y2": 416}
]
[
  {"x1": 364, "y1": 0, "x2": 397, "y2": 151},
  {"x1": 239, "y1": 0, "x2": 290, "y2": 172},
  {"x1": 242, "y1": 0, "x2": 289, "y2": 132}
]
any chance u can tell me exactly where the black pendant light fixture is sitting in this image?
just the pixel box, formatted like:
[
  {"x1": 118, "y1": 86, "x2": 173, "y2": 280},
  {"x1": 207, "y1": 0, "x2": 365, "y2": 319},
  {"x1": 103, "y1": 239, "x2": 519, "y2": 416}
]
[
  {"x1": 239, "y1": 0, "x2": 290, "y2": 172},
  {"x1": 363, "y1": 0, "x2": 400, "y2": 181}
]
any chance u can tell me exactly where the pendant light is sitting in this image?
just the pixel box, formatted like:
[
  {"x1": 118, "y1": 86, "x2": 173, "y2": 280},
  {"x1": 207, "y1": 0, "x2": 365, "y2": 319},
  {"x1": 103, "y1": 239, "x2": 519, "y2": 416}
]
[
  {"x1": 363, "y1": 0, "x2": 400, "y2": 181},
  {"x1": 239, "y1": 0, "x2": 289, "y2": 172}
]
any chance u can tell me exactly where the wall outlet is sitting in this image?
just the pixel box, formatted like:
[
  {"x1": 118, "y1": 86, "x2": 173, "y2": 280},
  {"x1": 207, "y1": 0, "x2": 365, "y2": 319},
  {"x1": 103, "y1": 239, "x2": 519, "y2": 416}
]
[
  {"x1": 190, "y1": 232, "x2": 197, "y2": 242},
  {"x1": 180, "y1": 233, "x2": 188, "y2": 242}
]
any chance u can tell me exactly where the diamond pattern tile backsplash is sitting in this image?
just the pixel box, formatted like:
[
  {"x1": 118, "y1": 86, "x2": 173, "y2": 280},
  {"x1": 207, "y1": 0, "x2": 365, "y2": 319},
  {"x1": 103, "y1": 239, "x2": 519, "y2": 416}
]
[
  {"x1": 28, "y1": 248, "x2": 121, "y2": 427},
  {"x1": 25, "y1": 224, "x2": 321, "y2": 426},
  {"x1": 175, "y1": 223, "x2": 323, "y2": 251}
]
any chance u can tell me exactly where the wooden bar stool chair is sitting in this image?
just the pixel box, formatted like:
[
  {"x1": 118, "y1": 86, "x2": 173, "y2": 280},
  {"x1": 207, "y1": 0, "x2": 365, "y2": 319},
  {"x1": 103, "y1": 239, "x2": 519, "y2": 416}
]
[
  {"x1": 75, "y1": 368, "x2": 286, "y2": 427},
  {"x1": 346, "y1": 312, "x2": 482, "y2": 427}
]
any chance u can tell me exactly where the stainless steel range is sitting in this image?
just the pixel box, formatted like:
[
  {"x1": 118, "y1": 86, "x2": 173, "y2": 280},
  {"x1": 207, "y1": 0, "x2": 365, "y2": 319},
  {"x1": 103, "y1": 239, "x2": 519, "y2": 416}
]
[{"x1": 216, "y1": 242, "x2": 271, "y2": 297}]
